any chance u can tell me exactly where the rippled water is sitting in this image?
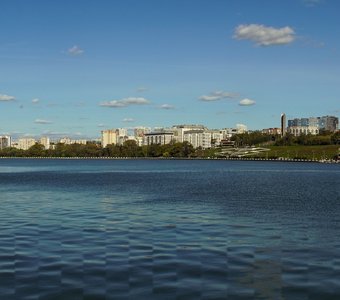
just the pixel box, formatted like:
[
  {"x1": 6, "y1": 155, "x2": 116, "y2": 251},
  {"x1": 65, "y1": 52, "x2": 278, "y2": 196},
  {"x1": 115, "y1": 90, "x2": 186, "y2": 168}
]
[{"x1": 0, "y1": 159, "x2": 339, "y2": 299}]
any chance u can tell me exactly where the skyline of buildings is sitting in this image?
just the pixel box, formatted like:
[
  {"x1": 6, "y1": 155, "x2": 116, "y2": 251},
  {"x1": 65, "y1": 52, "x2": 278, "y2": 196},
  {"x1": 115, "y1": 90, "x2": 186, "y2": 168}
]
[{"x1": 1, "y1": 114, "x2": 338, "y2": 151}]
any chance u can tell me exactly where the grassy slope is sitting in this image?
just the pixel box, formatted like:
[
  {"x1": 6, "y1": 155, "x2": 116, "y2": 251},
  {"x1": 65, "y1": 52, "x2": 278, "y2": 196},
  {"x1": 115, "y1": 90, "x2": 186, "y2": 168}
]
[{"x1": 251, "y1": 145, "x2": 339, "y2": 160}]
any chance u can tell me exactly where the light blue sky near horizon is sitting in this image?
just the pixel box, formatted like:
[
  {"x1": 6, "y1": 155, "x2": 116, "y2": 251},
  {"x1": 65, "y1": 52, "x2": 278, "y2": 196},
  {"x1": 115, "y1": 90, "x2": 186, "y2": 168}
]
[{"x1": 0, "y1": 0, "x2": 339, "y2": 139}]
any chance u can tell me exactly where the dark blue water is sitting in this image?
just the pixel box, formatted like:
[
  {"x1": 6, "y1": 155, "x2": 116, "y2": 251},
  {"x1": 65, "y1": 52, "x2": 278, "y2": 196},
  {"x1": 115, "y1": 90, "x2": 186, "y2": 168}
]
[{"x1": 0, "y1": 159, "x2": 339, "y2": 300}]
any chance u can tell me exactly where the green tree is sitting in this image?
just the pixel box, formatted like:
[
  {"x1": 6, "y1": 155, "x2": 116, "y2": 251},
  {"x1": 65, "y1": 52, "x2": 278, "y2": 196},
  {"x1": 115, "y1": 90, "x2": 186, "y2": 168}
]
[{"x1": 27, "y1": 143, "x2": 45, "y2": 157}]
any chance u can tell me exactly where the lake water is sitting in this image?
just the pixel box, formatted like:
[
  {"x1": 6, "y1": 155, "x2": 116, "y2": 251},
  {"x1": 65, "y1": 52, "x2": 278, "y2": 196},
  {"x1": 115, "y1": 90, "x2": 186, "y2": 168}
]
[{"x1": 0, "y1": 159, "x2": 339, "y2": 300}]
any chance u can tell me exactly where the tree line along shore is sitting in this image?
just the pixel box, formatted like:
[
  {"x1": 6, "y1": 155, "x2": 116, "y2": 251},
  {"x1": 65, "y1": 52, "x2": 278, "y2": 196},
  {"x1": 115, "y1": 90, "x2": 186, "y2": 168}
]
[{"x1": 0, "y1": 131, "x2": 339, "y2": 161}]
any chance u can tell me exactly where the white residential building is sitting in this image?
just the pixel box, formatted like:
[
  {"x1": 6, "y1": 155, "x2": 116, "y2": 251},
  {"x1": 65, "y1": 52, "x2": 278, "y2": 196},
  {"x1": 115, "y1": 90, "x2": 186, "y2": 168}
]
[
  {"x1": 101, "y1": 130, "x2": 117, "y2": 148},
  {"x1": 143, "y1": 132, "x2": 174, "y2": 146},
  {"x1": 288, "y1": 126, "x2": 319, "y2": 136},
  {"x1": 183, "y1": 130, "x2": 211, "y2": 149},
  {"x1": 221, "y1": 128, "x2": 238, "y2": 139},
  {"x1": 209, "y1": 130, "x2": 223, "y2": 147},
  {"x1": 71, "y1": 139, "x2": 87, "y2": 145},
  {"x1": 172, "y1": 125, "x2": 206, "y2": 142},
  {"x1": 40, "y1": 136, "x2": 50, "y2": 149},
  {"x1": 134, "y1": 127, "x2": 151, "y2": 138},
  {"x1": 16, "y1": 138, "x2": 36, "y2": 150}
]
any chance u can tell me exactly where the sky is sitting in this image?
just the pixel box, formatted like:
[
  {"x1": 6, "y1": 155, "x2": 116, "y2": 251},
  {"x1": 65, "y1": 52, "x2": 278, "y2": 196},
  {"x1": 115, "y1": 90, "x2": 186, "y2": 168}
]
[{"x1": 1, "y1": 0, "x2": 339, "y2": 139}]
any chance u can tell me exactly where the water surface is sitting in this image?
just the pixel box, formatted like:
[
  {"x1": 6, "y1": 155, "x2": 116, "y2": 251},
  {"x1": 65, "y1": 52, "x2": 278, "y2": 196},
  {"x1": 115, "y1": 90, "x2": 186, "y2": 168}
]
[{"x1": 0, "y1": 159, "x2": 339, "y2": 299}]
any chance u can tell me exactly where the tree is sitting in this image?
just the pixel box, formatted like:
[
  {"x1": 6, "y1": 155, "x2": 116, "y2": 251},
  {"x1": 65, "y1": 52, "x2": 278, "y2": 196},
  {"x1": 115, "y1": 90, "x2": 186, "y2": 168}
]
[{"x1": 27, "y1": 143, "x2": 45, "y2": 157}]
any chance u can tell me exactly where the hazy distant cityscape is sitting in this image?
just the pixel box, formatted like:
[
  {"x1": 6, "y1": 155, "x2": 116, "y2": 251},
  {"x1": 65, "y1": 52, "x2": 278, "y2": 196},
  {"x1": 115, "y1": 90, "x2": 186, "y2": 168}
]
[{"x1": 0, "y1": 114, "x2": 338, "y2": 151}]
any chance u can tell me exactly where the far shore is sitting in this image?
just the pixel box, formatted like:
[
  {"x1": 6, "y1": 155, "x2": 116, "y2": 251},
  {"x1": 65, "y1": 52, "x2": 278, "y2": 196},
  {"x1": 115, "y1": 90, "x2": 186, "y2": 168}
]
[{"x1": 0, "y1": 156, "x2": 338, "y2": 164}]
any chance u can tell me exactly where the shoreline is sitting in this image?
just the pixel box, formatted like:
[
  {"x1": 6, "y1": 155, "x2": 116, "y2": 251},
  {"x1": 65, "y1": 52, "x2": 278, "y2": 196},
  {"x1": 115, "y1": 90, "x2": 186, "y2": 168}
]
[{"x1": 0, "y1": 156, "x2": 338, "y2": 164}]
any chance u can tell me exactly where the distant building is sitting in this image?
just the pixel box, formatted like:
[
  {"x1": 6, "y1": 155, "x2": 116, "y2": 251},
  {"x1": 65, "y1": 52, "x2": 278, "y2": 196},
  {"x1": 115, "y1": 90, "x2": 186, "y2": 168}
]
[
  {"x1": 236, "y1": 124, "x2": 247, "y2": 134},
  {"x1": 101, "y1": 130, "x2": 117, "y2": 148},
  {"x1": 319, "y1": 115, "x2": 339, "y2": 132},
  {"x1": 262, "y1": 128, "x2": 281, "y2": 135},
  {"x1": 0, "y1": 136, "x2": 11, "y2": 150},
  {"x1": 134, "y1": 127, "x2": 151, "y2": 138},
  {"x1": 172, "y1": 124, "x2": 206, "y2": 142},
  {"x1": 59, "y1": 137, "x2": 72, "y2": 144},
  {"x1": 281, "y1": 114, "x2": 286, "y2": 136},
  {"x1": 40, "y1": 136, "x2": 50, "y2": 149},
  {"x1": 209, "y1": 130, "x2": 223, "y2": 147},
  {"x1": 143, "y1": 132, "x2": 174, "y2": 146},
  {"x1": 220, "y1": 128, "x2": 238, "y2": 139},
  {"x1": 183, "y1": 130, "x2": 211, "y2": 149},
  {"x1": 72, "y1": 139, "x2": 87, "y2": 145},
  {"x1": 287, "y1": 115, "x2": 338, "y2": 136},
  {"x1": 288, "y1": 126, "x2": 319, "y2": 136},
  {"x1": 16, "y1": 138, "x2": 36, "y2": 150}
]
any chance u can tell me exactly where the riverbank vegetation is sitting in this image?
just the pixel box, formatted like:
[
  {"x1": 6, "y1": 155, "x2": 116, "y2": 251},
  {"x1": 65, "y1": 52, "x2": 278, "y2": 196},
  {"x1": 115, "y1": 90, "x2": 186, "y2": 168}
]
[
  {"x1": 0, "y1": 141, "x2": 205, "y2": 158},
  {"x1": 230, "y1": 130, "x2": 339, "y2": 160}
]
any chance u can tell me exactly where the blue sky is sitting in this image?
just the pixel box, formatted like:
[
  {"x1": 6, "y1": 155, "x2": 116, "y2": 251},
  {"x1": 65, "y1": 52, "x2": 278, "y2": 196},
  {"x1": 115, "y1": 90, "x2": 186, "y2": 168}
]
[{"x1": 1, "y1": 0, "x2": 339, "y2": 139}]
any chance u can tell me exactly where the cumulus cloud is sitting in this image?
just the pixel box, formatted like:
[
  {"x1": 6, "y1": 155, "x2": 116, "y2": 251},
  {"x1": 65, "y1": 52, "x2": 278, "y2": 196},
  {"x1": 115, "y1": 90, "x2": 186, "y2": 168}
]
[
  {"x1": 32, "y1": 98, "x2": 40, "y2": 104},
  {"x1": 0, "y1": 94, "x2": 15, "y2": 101},
  {"x1": 160, "y1": 104, "x2": 175, "y2": 110},
  {"x1": 199, "y1": 91, "x2": 239, "y2": 102},
  {"x1": 239, "y1": 98, "x2": 256, "y2": 106},
  {"x1": 99, "y1": 97, "x2": 150, "y2": 108},
  {"x1": 34, "y1": 119, "x2": 52, "y2": 124},
  {"x1": 234, "y1": 24, "x2": 295, "y2": 46},
  {"x1": 123, "y1": 118, "x2": 135, "y2": 123},
  {"x1": 68, "y1": 45, "x2": 84, "y2": 56}
]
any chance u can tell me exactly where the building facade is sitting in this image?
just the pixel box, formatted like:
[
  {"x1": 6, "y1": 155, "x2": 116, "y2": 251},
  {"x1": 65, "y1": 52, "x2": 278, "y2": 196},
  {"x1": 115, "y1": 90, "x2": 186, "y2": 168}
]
[
  {"x1": 262, "y1": 128, "x2": 282, "y2": 135},
  {"x1": 183, "y1": 130, "x2": 212, "y2": 149},
  {"x1": 172, "y1": 125, "x2": 206, "y2": 142},
  {"x1": 0, "y1": 136, "x2": 11, "y2": 150},
  {"x1": 16, "y1": 138, "x2": 36, "y2": 150},
  {"x1": 281, "y1": 113, "x2": 287, "y2": 136},
  {"x1": 288, "y1": 115, "x2": 338, "y2": 136},
  {"x1": 101, "y1": 130, "x2": 117, "y2": 148},
  {"x1": 40, "y1": 137, "x2": 50, "y2": 150},
  {"x1": 143, "y1": 132, "x2": 174, "y2": 146}
]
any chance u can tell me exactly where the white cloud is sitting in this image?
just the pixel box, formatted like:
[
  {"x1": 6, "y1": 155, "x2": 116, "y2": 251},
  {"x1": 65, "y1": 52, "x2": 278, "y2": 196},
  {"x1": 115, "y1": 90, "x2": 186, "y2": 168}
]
[
  {"x1": 97, "y1": 123, "x2": 105, "y2": 128},
  {"x1": 303, "y1": 0, "x2": 322, "y2": 7},
  {"x1": 234, "y1": 24, "x2": 295, "y2": 46},
  {"x1": 137, "y1": 87, "x2": 148, "y2": 92},
  {"x1": 32, "y1": 98, "x2": 40, "y2": 104},
  {"x1": 99, "y1": 97, "x2": 150, "y2": 108},
  {"x1": 0, "y1": 94, "x2": 15, "y2": 101},
  {"x1": 199, "y1": 91, "x2": 239, "y2": 102},
  {"x1": 160, "y1": 104, "x2": 175, "y2": 110},
  {"x1": 68, "y1": 45, "x2": 84, "y2": 56},
  {"x1": 34, "y1": 119, "x2": 52, "y2": 124},
  {"x1": 239, "y1": 98, "x2": 256, "y2": 106},
  {"x1": 123, "y1": 118, "x2": 135, "y2": 123}
]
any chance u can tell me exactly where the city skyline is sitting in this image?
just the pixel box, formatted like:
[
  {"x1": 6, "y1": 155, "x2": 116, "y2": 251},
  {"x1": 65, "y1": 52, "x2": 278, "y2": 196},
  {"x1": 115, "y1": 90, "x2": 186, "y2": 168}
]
[{"x1": 1, "y1": 0, "x2": 339, "y2": 139}]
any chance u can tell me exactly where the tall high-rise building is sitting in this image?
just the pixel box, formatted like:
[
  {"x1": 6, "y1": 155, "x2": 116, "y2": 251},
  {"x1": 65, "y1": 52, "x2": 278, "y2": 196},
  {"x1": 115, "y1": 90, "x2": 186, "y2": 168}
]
[
  {"x1": 319, "y1": 115, "x2": 339, "y2": 132},
  {"x1": 0, "y1": 136, "x2": 11, "y2": 150},
  {"x1": 40, "y1": 136, "x2": 50, "y2": 150},
  {"x1": 281, "y1": 113, "x2": 287, "y2": 136},
  {"x1": 101, "y1": 129, "x2": 117, "y2": 148}
]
